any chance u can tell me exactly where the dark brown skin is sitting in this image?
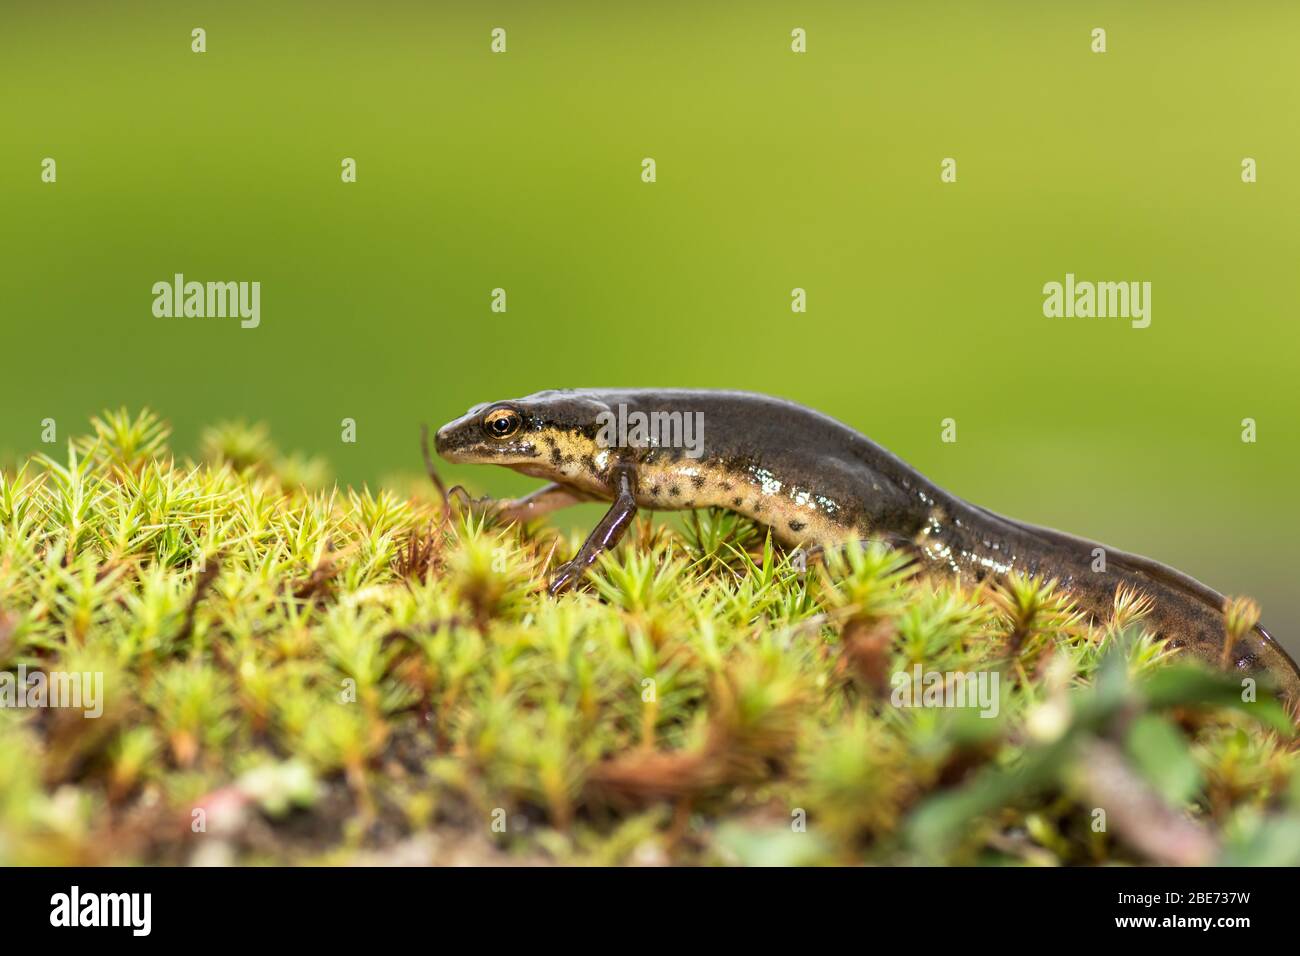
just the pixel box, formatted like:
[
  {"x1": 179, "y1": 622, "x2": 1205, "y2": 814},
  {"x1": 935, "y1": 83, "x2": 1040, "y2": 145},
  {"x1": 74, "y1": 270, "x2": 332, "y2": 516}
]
[{"x1": 436, "y1": 388, "x2": 1300, "y2": 704}]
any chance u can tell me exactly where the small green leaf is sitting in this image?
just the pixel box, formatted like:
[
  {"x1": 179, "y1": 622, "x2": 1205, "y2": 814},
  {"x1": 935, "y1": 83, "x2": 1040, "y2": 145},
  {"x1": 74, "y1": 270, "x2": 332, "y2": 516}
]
[
  {"x1": 715, "y1": 822, "x2": 831, "y2": 867},
  {"x1": 1124, "y1": 714, "x2": 1202, "y2": 805},
  {"x1": 1141, "y1": 665, "x2": 1294, "y2": 736},
  {"x1": 906, "y1": 737, "x2": 1076, "y2": 858},
  {"x1": 1220, "y1": 817, "x2": 1300, "y2": 867}
]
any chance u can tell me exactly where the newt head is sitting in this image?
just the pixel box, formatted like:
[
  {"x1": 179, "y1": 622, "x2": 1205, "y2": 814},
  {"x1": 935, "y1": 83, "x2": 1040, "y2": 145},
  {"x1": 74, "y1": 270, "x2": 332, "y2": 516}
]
[{"x1": 434, "y1": 390, "x2": 615, "y2": 490}]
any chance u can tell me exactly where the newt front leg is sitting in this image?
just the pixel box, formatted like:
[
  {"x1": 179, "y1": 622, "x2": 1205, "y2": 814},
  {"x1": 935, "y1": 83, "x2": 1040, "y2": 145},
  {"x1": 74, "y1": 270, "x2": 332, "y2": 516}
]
[
  {"x1": 548, "y1": 465, "x2": 638, "y2": 595},
  {"x1": 496, "y1": 482, "x2": 595, "y2": 525}
]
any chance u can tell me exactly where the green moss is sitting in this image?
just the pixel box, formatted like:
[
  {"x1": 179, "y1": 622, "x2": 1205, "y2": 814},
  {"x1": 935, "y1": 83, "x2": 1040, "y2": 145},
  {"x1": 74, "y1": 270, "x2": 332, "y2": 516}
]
[{"x1": 0, "y1": 410, "x2": 1296, "y2": 866}]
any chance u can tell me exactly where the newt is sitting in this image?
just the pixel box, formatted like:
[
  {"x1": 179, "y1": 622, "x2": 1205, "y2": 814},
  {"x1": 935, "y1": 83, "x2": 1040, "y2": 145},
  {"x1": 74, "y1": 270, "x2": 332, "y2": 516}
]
[{"x1": 435, "y1": 388, "x2": 1300, "y2": 702}]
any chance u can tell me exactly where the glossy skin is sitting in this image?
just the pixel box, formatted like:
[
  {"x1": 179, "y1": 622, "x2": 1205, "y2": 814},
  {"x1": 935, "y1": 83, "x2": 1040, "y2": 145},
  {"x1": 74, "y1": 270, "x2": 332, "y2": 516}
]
[{"x1": 436, "y1": 388, "x2": 1300, "y2": 703}]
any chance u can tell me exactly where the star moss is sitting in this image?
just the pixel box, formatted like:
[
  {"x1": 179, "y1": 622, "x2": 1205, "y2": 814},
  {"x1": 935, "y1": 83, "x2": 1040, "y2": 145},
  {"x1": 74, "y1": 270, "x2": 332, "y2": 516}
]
[{"x1": 0, "y1": 410, "x2": 1296, "y2": 866}]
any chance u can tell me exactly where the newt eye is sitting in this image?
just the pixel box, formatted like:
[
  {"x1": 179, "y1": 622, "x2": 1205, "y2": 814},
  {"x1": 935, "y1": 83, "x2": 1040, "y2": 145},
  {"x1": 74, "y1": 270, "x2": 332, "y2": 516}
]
[{"x1": 483, "y1": 407, "x2": 521, "y2": 439}]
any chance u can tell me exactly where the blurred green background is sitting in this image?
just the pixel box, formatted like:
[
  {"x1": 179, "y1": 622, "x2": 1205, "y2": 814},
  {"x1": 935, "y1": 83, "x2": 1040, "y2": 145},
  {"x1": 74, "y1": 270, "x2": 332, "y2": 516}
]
[{"x1": 2, "y1": 2, "x2": 1297, "y2": 649}]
